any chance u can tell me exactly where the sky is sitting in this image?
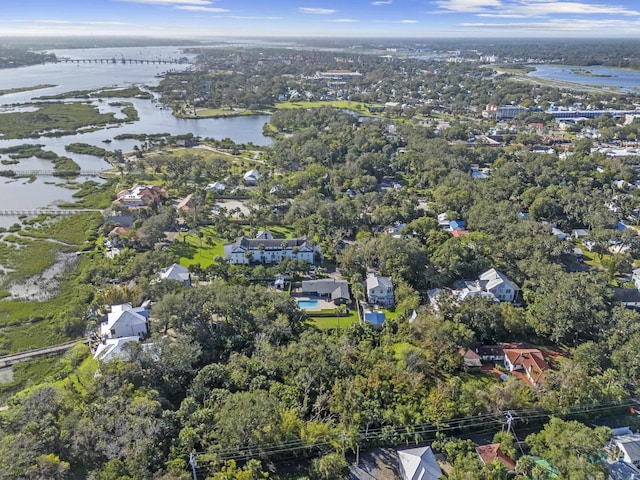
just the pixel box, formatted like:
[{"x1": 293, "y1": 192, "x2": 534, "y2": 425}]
[{"x1": 1, "y1": 0, "x2": 640, "y2": 38}]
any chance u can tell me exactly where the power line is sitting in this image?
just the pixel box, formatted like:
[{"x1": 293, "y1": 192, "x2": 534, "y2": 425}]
[{"x1": 187, "y1": 398, "x2": 637, "y2": 478}]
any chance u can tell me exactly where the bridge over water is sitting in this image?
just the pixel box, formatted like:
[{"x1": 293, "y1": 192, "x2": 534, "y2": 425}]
[
  {"x1": 0, "y1": 209, "x2": 102, "y2": 216},
  {"x1": 54, "y1": 58, "x2": 186, "y2": 65}
]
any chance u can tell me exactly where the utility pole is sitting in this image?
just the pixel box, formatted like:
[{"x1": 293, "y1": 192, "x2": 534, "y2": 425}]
[
  {"x1": 189, "y1": 453, "x2": 198, "y2": 480},
  {"x1": 505, "y1": 411, "x2": 525, "y2": 455}
]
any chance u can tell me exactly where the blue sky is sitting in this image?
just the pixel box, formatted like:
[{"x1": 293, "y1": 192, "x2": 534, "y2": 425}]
[{"x1": 1, "y1": 0, "x2": 640, "y2": 38}]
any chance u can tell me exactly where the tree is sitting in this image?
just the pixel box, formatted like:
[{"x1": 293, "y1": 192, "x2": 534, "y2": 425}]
[
  {"x1": 311, "y1": 453, "x2": 349, "y2": 480},
  {"x1": 525, "y1": 418, "x2": 610, "y2": 479}
]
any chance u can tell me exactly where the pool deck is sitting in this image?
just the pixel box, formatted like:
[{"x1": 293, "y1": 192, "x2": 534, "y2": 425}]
[{"x1": 293, "y1": 295, "x2": 336, "y2": 312}]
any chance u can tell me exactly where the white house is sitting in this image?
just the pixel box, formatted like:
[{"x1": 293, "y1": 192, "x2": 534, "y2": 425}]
[
  {"x1": 100, "y1": 303, "x2": 149, "y2": 340},
  {"x1": 157, "y1": 263, "x2": 191, "y2": 286},
  {"x1": 397, "y1": 446, "x2": 442, "y2": 480},
  {"x1": 223, "y1": 231, "x2": 316, "y2": 265},
  {"x1": 244, "y1": 169, "x2": 260, "y2": 186},
  {"x1": 478, "y1": 268, "x2": 518, "y2": 302},
  {"x1": 205, "y1": 182, "x2": 226, "y2": 192},
  {"x1": 615, "y1": 434, "x2": 640, "y2": 467},
  {"x1": 366, "y1": 273, "x2": 394, "y2": 306},
  {"x1": 633, "y1": 268, "x2": 640, "y2": 291},
  {"x1": 93, "y1": 336, "x2": 140, "y2": 362}
]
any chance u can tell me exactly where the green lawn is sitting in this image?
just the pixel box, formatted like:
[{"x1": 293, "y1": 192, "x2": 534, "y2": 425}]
[
  {"x1": 172, "y1": 227, "x2": 226, "y2": 269},
  {"x1": 310, "y1": 310, "x2": 359, "y2": 330},
  {"x1": 273, "y1": 100, "x2": 374, "y2": 115}
]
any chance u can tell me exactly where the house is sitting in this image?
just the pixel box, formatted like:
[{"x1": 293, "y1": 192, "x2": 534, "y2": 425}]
[
  {"x1": 100, "y1": 303, "x2": 149, "y2": 340},
  {"x1": 475, "y1": 444, "x2": 516, "y2": 472},
  {"x1": 460, "y1": 348, "x2": 482, "y2": 369},
  {"x1": 205, "y1": 182, "x2": 226, "y2": 192},
  {"x1": 449, "y1": 220, "x2": 466, "y2": 231},
  {"x1": 93, "y1": 336, "x2": 140, "y2": 362},
  {"x1": 175, "y1": 194, "x2": 194, "y2": 213},
  {"x1": 223, "y1": 231, "x2": 316, "y2": 265},
  {"x1": 608, "y1": 460, "x2": 640, "y2": 480},
  {"x1": 478, "y1": 268, "x2": 518, "y2": 302},
  {"x1": 112, "y1": 185, "x2": 167, "y2": 211},
  {"x1": 503, "y1": 347, "x2": 550, "y2": 386},
  {"x1": 397, "y1": 446, "x2": 442, "y2": 480},
  {"x1": 157, "y1": 263, "x2": 191, "y2": 286},
  {"x1": 477, "y1": 345, "x2": 506, "y2": 362},
  {"x1": 243, "y1": 169, "x2": 260, "y2": 186},
  {"x1": 363, "y1": 310, "x2": 386, "y2": 328},
  {"x1": 366, "y1": 273, "x2": 394, "y2": 307},
  {"x1": 450, "y1": 229, "x2": 470, "y2": 237},
  {"x1": 301, "y1": 279, "x2": 350, "y2": 304},
  {"x1": 613, "y1": 288, "x2": 640, "y2": 310},
  {"x1": 551, "y1": 227, "x2": 569, "y2": 240},
  {"x1": 614, "y1": 434, "x2": 640, "y2": 468},
  {"x1": 437, "y1": 213, "x2": 450, "y2": 227},
  {"x1": 633, "y1": 268, "x2": 640, "y2": 290},
  {"x1": 572, "y1": 228, "x2": 589, "y2": 239}
]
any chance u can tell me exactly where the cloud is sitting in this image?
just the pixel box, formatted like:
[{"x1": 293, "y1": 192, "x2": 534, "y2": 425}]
[
  {"x1": 460, "y1": 18, "x2": 640, "y2": 31},
  {"x1": 298, "y1": 7, "x2": 336, "y2": 14},
  {"x1": 330, "y1": 18, "x2": 359, "y2": 22},
  {"x1": 372, "y1": 1, "x2": 392, "y2": 5},
  {"x1": 117, "y1": 0, "x2": 213, "y2": 4},
  {"x1": 436, "y1": 0, "x2": 640, "y2": 16},
  {"x1": 434, "y1": 0, "x2": 502, "y2": 13},
  {"x1": 14, "y1": 19, "x2": 132, "y2": 26},
  {"x1": 396, "y1": 19, "x2": 419, "y2": 23},
  {"x1": 175, "y1": 5, "x2": 230, "y2": 12}
]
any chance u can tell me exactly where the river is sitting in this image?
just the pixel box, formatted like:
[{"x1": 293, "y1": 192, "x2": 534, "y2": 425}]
[
  {"x1": 0, "y1": 46, "x2": 272, "y2": 227},
  {"x1": 527, "y1": 65, "x2": 640, "y2": 92}
]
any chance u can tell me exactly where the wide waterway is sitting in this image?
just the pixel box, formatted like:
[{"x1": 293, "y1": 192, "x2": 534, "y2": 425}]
[
  {"x1": 527, "y1": 65, "x2": 640, "y2": 92},
  {"x1": 0, "y1": 46, "x2": 272, "y2": 227}
]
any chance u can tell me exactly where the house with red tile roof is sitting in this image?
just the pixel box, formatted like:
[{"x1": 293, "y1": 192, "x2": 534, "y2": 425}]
[
  {"x1": 475, "y1": 443, "x2": 516, "y2": 472},
  {"x1": 504, "y1": 347, "x2": 550, "y2": 386}
]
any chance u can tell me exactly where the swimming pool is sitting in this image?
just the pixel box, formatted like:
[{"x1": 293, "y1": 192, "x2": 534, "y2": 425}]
[{"x1": 297, "y1": 299, "x2": 319, "y2": 309}]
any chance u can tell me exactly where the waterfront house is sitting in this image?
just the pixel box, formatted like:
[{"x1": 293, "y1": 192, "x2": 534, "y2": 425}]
[{"x1": 112, "y1": 184, "x2": 167, "y2": 211}]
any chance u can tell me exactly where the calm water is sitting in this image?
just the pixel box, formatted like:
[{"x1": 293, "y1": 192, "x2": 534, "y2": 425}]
[
  {"x1": 0, "y1": 46, "x2": 272, "y2": 226},
  {"x1": 527, "y1": 65, "x2": 640, "y2": 92}
]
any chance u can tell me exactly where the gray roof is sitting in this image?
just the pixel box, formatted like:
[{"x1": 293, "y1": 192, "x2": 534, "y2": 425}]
[
  {"x1": 228, "y1": 236, "x2": 313, "y2": 251},
  {"x1": 616, "y1": 435, "x2": 640, "y2": 464},
  {"x1": 301, "y1": 279, "x2": 350, "y2": 301},
  {"x1": 397, "y1": 446, "x2": 442, "y2": 480},
  {"x1": 608, "y1": 461, "x2": 640, "y2": 480},
  {"x1": 158, "y1": 263, "x2": 190, "y2": 282},
  {"x1": 366, "y1": 273, "x2": 393, "y2": 291},
  {"x1": 479, "y1": 268, "x2": 517, "y2": 291}
]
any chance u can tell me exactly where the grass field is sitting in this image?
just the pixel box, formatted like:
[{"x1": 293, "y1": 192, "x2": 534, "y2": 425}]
[
  {"x1": 310, "y1": 310, "x2": 359, "y2": 330},
  {"x1": 273, "y1": 100, "x2": 373, "y2": 115},
  {"x1": 172, "y1": 227, "x2": 226, "y2": 269}
]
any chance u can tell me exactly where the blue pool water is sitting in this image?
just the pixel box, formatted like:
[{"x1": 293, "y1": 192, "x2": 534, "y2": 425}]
[{"x1": 297, "y1": 300, "x2": 319, "y2": 309}]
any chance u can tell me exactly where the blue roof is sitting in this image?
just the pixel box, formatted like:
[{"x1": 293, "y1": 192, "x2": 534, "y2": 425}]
[
  {"x1": 450, "y1": 220, "x2": 465, "y2": 229},
  {"x1": 364, "y1": 311, "x2": 386, "y2": 325}
]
